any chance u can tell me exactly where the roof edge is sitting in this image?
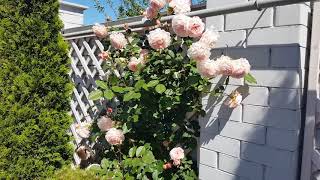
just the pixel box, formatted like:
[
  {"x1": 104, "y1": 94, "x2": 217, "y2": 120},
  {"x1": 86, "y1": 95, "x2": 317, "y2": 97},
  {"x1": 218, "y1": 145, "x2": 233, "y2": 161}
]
[{"x1": 60, "y1": 1, "x2": 89, "y2": 10}]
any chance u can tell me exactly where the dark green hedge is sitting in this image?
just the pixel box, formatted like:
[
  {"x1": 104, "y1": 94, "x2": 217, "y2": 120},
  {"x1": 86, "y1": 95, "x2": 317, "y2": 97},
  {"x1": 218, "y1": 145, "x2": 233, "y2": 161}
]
[{"x1": 0, "y1": 0, "x2": 73, "y2": 178}]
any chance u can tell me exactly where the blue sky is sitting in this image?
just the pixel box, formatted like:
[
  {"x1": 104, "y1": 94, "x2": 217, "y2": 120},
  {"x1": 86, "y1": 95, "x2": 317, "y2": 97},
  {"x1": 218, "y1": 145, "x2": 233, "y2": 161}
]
[{"x1": 66, "y1": 0, "x2": 119, "y2": 25}]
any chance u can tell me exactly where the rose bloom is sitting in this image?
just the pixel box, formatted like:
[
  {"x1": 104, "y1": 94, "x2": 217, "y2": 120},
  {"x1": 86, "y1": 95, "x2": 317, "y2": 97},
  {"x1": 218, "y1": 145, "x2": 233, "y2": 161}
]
[
  {"x1": 97, "y1": 116, "x2": 114, "y2": 132},
  {"x1": 98, "y1": 51, "x2": 110, "y2": 60},
  {"x1": 150, "y1": 0, "x2": 166, "y2": 9},
  {"x1": 172, "y1": 14, "x2": 190, "y2": 37},
  {"x1": 169, "y1": 0, "x2": 191, "y2": 14},
  {"x1": 216, "y1": 55, "x2": 235, "y2": 76},
  {"x1": 230, "y1": 58, "x2": 251, "y2": 78},
  {"x1": 110, "y1": 32, "x2": 128, "y2": 50},
  {"x1": 225, "y1": 91, "x2": 243, "y2": 108},
  {"x1": 128, "y1": 57, "x2": 143, "y2": 72},
  {"x1": 92, "y1": 23, "x2": 108, "y2": 38},
  {"x1": 200, "y1": 26, "x2": 220, "y2": 49},
  {"x1": 147, "y1": 28, "x2": 171, "y2": 50},
  {"x1": 140, "y1": 49, "x2": 149, "y2": 61},
  {"x1": 105, "y1": 128, "x2": 125, "y2": 145},
  {"x1": 187, "y1": 16, "x2": 205, "y2": 38},
  {"x1": 187, "y1": 42, "x2": 211, "y2": 61},
  {"x1": 75, "y1": 122, "x2": 91, "y2": 139},
  {"x1": 197, "y1": 60, "x2": 220, "y2": 78},
  {"x1": 170, "y1": 147, "x2": 185, "y2": 166},
  {"x1": 144, "y1": 6, "x2": 158, "y2": 20}
]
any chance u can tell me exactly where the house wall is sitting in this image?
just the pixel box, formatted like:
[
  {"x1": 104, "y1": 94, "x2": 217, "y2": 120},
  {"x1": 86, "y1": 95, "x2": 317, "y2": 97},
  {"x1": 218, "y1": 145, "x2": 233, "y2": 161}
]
[
  {"x1": 59, "y1": 1, "x2": 87, "y2": 29},
  {"x1": 198, "y1": 1, "x2": 311, "y2": 180}
]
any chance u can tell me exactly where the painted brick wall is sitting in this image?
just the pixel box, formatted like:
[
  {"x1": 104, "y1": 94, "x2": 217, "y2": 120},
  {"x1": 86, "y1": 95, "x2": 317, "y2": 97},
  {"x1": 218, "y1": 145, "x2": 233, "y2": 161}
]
[{"x1": 199, "y1": 1, "x2": 311, "y2": 180}]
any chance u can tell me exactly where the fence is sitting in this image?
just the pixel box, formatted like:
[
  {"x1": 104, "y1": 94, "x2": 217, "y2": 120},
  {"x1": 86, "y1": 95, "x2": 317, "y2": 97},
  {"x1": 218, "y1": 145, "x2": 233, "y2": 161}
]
[{"x1": 63, "y1": 0, "x2": 319, "y2": 179}]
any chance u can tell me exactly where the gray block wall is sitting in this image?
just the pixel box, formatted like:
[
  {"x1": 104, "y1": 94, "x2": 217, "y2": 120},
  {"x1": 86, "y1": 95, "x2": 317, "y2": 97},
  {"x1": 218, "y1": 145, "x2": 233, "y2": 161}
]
[{"x1": 199, "y1": 1, "x2": 311, "y2": 180}]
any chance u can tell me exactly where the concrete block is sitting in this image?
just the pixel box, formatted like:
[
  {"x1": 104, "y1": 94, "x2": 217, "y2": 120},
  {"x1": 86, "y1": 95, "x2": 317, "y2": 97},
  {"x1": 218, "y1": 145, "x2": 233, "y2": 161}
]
[
  {"x1": 219, "y1": 154, "x2": 264, "y2": 180},
  {"x1": 199, "y1": 148, "x2": 218, "y2": 168},
  {"x1": 241, "y1": 142, "x2": 295, "y2": 168},
  {"x1": 202, "y1": 104, "x2": 242, "y2": 122},
  {"x1": 266, "y1": 128, "x2": 300, "y2": 151},
  {"x1": 247, "y1": 26, "x2": 308, "y2": 47},
  {"x1": 269, "y1": 88, "x2": 301, "y2": 109},
  {"x1": 265, "y1": 166, "x2": 297, "y2": 180},
  {"x1": 219, "y1": 120, "x2": 266, "y2": 144},
  {"x1": 199, "y1": 164, "x2": 242, "y2": 180},
  {"x1": 242, "y1": 87, "x2": 269, "y2": 106},
  {"x1": 206, "y1": 15, "x2": 225, "y2": 32},
  {"x1": 199, "y1": 115, "x2": 219, "y2": 135},
  {"x1": 221, "y1": 47, "x2": 270, "y2": 68},
  {"x1": 243, "y1": 105, "x2": 301, "y2": 130},
  {"x1": 226, "y1": 9, "x2": 273, "y2": 30},
  {"x1": 271, "y1": 46, "x2": 306, "y2": 68},
  {"x1": 216, "y1": 30, "x2": 246, "y2": 48},
  {"x1": 250, "y1": 69, "x2": 301, "y2": 88},
  {"x1": 201, "y1": 135, "x2": 241, "y2": 157},
  {"x1": 275, "y1": 4, "x2": 310, "y2": 27}
]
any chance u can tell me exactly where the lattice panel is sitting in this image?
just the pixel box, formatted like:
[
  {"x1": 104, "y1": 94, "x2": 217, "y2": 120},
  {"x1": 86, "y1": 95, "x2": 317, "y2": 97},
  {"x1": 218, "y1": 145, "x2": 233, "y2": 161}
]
[{"x1": 67, "y1": 37, "x2": 107, "y2": 164}]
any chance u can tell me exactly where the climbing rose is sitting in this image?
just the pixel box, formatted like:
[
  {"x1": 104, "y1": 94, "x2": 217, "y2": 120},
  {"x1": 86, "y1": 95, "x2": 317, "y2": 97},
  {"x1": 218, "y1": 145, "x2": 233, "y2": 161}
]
[
  {"x1": 187, "y1": 16, "x2": 205, "y2": 38},
  {"x1": 140, "y1": 49, "x2": 149, "y2": 61},
  {"x1": 230, "y1": 58, "x2": 251, "y2": 78},
  {"x1": 144, "y1": 6, "x2": 158, "y2": 20},
  {"x1": 92, "y1": 23, "x2": 108, "y2": 38},
  {"x1": 200, "y1": 26, "x2": 220, "y2": 49},
  {"x1": 169, "y1": 0, "x2": 191, "y2": 14},
  {"x1": 105, "y1": 128, "x2": 125, "y2": 145},
  {"x1": 147, "y1": 28, "x2": 171, "y2": 50},
  {"x1": 98, "y1": 51, "x2": 110, "y2": 60},
  {"x1": 110, "y1": 32, "x2": 128, "y2": 50},
  {"x1": 97, "y1": 116, "x2": 114, "y2": 132},
  {"x1": 197, "y1": 60, "x2": 220, "y2": 78},
  {"x1": 170, "y1": 147, "x2": 185, "y2": 166},
  {"x1": 216, "y1": 55, "x2": 235, "y2": 76},
  {"x1": 150, "y1": 0, "x2": 166, "y2": 9},
  {"x1": 163, "y1": 162, "x2": 173, "y2": 170},
  {"x1": 172, "y1": 14, "x2": 190, "y2": 37},
  {"x1": 187, "y1": 42, "x2": 211, "y2": 61},
  {"x1": 225, "y1": 91, "x2": 243, "y2": 108},
  {"x1": 128, "y1": 57, "x2": 143, "y2": 72},
  {"x1": 75, "y1": 122, "x2": 91, "y2": 139}
]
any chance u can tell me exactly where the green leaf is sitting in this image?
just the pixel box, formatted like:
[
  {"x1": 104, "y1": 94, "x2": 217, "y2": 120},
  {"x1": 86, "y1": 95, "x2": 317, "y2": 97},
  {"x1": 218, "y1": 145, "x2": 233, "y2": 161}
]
[
  {"x1": 88, "y1": 90, "x2": 103, "y2": 100},
  {"x1": 122, "y1": 123, "x2": 130, "y2": 134},
  {"x1": 147, "y1": 80, "x2": 159, "y2": 87},
  {"x1": 244, "y1": 73, "x2": 257, "y2": 84},
  {"x1": 155, "y1": 84, "x2": 166, "y2": 94},
  {"x1": 142, "y1": 151, "x2": 155, "y2": 164},
  {"x1": 123, "y1": 91, "x2": 135, "y2": 101},
  {"x1": 168, "y1": 50, "x2": 175, "y2": 58},
  {"x1": 136, "y1": 146, "x2": 145, "y2": 157},
  {"x1": 152, "y1": 170, "x2": 159, "y2": 179},
  {"x1": 112, "y1": 86, "x2": 125, "y2": 93},
  {"x1": 134, "y1": 80, "x2": 145, "y2": 90},
  {"x1": 132, "y1": 115, "x2": 139, "y2": 122},
  {"x1": 104, "y1": 89, "x2": 114, "y2": 100},
  {"x1": 96, "y1": 80, "x2": 108, "y2": 89},
  {"x1": 129, "y1": 147, "x2": 137, "y2": 158}
]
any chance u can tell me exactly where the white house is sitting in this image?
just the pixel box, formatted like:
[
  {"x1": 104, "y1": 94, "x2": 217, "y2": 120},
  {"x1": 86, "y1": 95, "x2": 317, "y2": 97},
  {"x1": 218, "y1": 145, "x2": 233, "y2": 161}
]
[{"x1": 59, "y1": 1, "x2": 88, "y2": 29}]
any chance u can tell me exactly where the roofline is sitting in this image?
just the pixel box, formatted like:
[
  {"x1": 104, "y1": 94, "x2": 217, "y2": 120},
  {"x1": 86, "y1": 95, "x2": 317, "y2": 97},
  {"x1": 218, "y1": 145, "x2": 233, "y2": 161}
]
[{"x1": 60, "y1": 1, "x2": 89, "y2": 10}]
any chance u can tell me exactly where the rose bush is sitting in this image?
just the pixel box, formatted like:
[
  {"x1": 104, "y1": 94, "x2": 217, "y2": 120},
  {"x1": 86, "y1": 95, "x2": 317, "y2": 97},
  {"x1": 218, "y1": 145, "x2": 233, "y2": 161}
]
[{"x1": 81, "y1": 0, "x2": 257, "y2": 179}]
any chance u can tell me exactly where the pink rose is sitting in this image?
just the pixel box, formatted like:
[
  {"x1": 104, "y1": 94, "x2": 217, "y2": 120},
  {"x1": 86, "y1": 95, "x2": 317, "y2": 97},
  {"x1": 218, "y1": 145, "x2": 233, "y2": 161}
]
[
  {"x1": 230, "y1": 58, "x2": 251, "y2": 78},
  {"x1": 98, "y1": 51, "x2": 110, "y2": 60},
  {"x1": 169, "y1": 0, "x2": 191, "y2": 14},
  {"x1": 128, "y1": 57, "x2": 143, "y2": 72},
  {"x1": 187, "y1": 42, "x2": 211, "y2": 61},
  {"x1": 197, "y1": 60, "x2": 220, "y2": 78},
  {"x1": 97, "y1": 116, "x2": 114, "y2": 132},
  {"x1": 105, "y1": 128, "x2": 125, "y2": 145},
  {"x1": 75, "y1": 122, "x2": 91, "y2": 139},
  {"x1": 140, "y1": 49, "x2": 149, "y2": 61},
  {"x1": 200, "y1": 26, "x2": 220, "y2": 49},
  {"x1": 216, "y1": 55, "x2": 235, "y2": 76},
  {"x1": 150, "y1": 0, "x2": 166, "y2": 9},
  {"x1": 187, "y1": 16, "x2": 205, "y2": 38},
  {"x1": 147, "y1": 28, "x2": 171, "y2": 50},
  {"x1": 170, "y1": 147, "x2": 185, "y2": 166},
  {"x1": 144, "y1": 6, "x2": 158, "y2": 20},
  {"x1": 225, "y1": 91, "x2": 242, "y2": 108},
  {"x1": 110, "y1": 32, "x2": 128, "y2": 50},
  {"x1": 172, "y1": 14, "x2": 190, "y2": 37},
  {"x1": 92, "y1": 24, "x2": 108, "y2": 38}
]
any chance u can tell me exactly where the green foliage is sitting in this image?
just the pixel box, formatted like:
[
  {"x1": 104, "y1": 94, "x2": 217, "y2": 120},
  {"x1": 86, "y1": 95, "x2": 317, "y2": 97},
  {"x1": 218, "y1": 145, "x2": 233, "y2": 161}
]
[
  {"x1": 51, "y1": 166, "x2": 99, "y2": 180},
  {"x1": 0, "y1": 0, "x2": 72, "y2": 178}
]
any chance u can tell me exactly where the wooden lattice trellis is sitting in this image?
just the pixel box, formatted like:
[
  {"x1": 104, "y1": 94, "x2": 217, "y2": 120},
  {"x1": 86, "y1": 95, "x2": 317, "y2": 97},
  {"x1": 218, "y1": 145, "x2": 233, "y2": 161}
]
[{"x1": 67, "y1": 36, "x2": 106, "y2": 164}]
